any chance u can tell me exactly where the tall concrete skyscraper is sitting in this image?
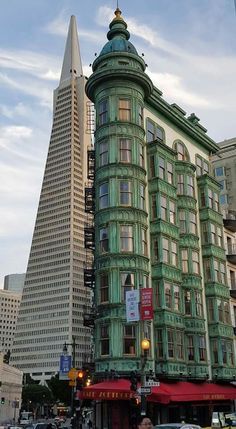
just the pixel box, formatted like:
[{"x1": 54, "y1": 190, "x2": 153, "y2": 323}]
[{"x1": 11, "y1": 16, "x2": 93, "y2": 381}]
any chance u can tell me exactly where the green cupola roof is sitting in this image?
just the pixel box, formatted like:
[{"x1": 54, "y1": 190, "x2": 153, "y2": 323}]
[{"x1": 99, "y1": 8, "x2": 138, "y2": 56}]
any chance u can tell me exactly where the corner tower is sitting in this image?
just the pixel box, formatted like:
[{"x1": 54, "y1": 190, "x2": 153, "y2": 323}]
[{"x1": 86, "y1": 8, "x2": 153, "y2": 376}]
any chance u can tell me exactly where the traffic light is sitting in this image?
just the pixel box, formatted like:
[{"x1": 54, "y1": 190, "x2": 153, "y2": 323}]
[
  {"x1": 1, "y1": 397, "x2": 5, "y2": 404},
  {"x1": 130, "y1": 371, "x2": 138, "y2": 392},
  {"x1": 76, "y1": 370, "x2": 84, "y2": 390}
]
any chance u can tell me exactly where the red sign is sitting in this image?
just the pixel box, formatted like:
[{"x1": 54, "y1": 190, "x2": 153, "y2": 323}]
[{"x1": 140, "y1": 288, "x2": 153, "y2": 320}]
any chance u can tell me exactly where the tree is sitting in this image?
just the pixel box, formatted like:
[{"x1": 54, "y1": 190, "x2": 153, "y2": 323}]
[
  {"x1": 3, "y1": 350, "x2": 10, "y2": 364},
  {"x1": 47, "y1": 374, "x2": 71, "y2": 405},
  {"x1": 21, "y1": 384, "x2": 53, "y2": 417}
]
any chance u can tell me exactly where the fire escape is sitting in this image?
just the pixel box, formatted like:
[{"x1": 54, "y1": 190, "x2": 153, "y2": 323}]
[{"x1": 83, "y1": 148, "x2": 96, "y2": 329}]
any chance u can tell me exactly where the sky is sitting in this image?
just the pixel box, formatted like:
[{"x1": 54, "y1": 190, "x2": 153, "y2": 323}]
[{"x1": 0, "y1": 0, "x2": 236, "y2": 288}]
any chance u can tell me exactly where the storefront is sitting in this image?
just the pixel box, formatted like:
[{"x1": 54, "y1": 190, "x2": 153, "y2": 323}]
[{"x1": 78, "y1": 380, "x2": 236, "y2": 429}]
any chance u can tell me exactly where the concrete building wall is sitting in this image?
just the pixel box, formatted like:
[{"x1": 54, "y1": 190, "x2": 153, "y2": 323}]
[{"x1": 0, "y1": 353, "x2": 23, "y2": 424}]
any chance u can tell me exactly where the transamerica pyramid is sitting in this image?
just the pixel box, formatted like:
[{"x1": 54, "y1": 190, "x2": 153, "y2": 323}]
[{"x1": 10, "y1": 16, "x2": 93, "y2": 381}]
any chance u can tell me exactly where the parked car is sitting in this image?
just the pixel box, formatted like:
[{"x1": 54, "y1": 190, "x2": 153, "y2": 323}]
[
  {"x1": 154, "y1": 424, "x2": 202, "y2": 429},
  {"x1": 25, "y1": 423, "x2": 57, "y2": 429}
]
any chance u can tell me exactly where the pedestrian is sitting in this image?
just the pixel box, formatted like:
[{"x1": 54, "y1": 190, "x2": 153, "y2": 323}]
[
  {"x1": 88, "y1": 419, "x2": 92, "y2": 428},
  {"x1": 137, "y1": 416, "x2": 154, "y2": 429}
]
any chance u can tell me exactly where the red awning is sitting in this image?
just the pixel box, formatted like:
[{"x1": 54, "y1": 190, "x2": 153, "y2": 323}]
[
  {"x1": 78, "y1": 379, "x2": 136, "y2": 401},
  {"x1": 79, "y1": 380, "x2": 236, "y2": 403},
  {"x1": 149, "y1": 382, "x2": 236, "y2": 404}
]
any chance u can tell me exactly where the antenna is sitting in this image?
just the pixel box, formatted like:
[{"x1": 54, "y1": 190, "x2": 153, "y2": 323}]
[
  {"x1": 234, "y1": 0, "x2": 236, "y2": 15},
  {"x1": 117, "y1": 0, "x2": 119, "y2": 9}
]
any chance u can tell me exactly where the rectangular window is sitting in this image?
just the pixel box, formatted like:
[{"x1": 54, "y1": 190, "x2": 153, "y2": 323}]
[
  {"x1": 169, "y1": 200, "x2": 176, "y2": 224},
  {"x1": 187, "y1": 175, "x2": 194, "y2": 197},
  {"x1": 192, "y1": 251, "x2": 200, "y2": 274},
  {"x1": 138, "y1": 104, "x2": 143, "y2": 126},
  {"x1": 220, "y1": 263, "x2": 226, "y2": 284},
  {"x1": 227, "y1": 341, "x2": 234, "y2": 366},
  {"x1": 100, "y1": 273, "x2": 109, "y2": 303},
  {"x1": 156, "y1": 126, "x2": 164, "y2": 142},
  {"x1": 99, "y1": 183, "x2": 109, "y2": 209},
  {"x1": 167, "y1": 162, "x2": 174, "y2": 184},
  {"x1": 220, "y1": 194, "x2": 228, "y2": 205},
  {"x1": 123, "y1": 325, "x2": 136, "y2": 355},
  {"x1": 100, "y1": 227, "x2": 108, "y2": 253},
  {"x1": 100, "y1": 325, "x2": 109, "y2": 355},
  {"x1": 210, "y1": 223, "x2": 217, "y2": 245},
  {"x1": 164, "y1": 282, "x2": 171, "y2": 308},
  {"x1": 140, "y1": 184, "x2": 145, "y2": 210},
  {"x1": 179, "y1": 210, "x2": 187, "y2": 234},
  {"x1": 212, "y1": 339, "x2": 218, "y2": 364},
  {"x1": 151, "y1": 194, "x2": 157, "y2": 219},
  {"x1": 217, "y1": 227, "x2": 223, "y2": 247},
  {"x1": 139, "y1": 143, "x2": 145, "y2": 167},
  {"x1": 174, "y1": 285, "x2": 180, "y2": 311},
  {"x1": 162, "y1": 237, "x2": 169, "y2": 263},
  {"x1": 201, "y1": 222, "x2": 208, "y2": 244},
  {"x1": 196, "y1": 156, "x2": 202, "y2": 176},
  {"x1": 121, "y1": 272, "x2": 134, "y2": 301},
  {"x1": 153, "y1": 239, "x2": 158, "y2": 263},
  {"x1": 120, "y1": 139, "x2": 131, "y2": 163},
  {"x1": 141, "y1": 228, "x2": 148, "y2": 255},
  {"x1": 159, "y1": 157, "x2": 165, "y2": 179},
  {"x1": 119, "y1": 98, "x2": 131, "y2": 121},
  {"x1": 176, "y1": 331, "x2": 184, "y2": 360},
  {"x1": 98, "y1": 99, "x2": 108, "y2": 125},
  {"x1": 195, "y1": 291, "x2": 203, "y2": 316},
  {"x1": 156, "y1": 329, "x2": 163, "y2": 358},
  {"x1": 167, "y1": 329, "x2": 174, "y2": 358},
  {"x1": 177, "y1": 174, "x2": 184, "y2": 194},
  {"x1": 189, "y1": 212, "x2": 197, "y2": 235},
  {"x1": 181, "y1": 249, "x2": 188, "y2": 273},
  {"x1": 120, "y1": 181, "x2": 132, "y2": 206},
  {"x1": 187, "y1": 335, "x2": 194, "y2": 361},
  {"x1": 208, "y1": 189, "x2": 214, "y2": 209},
  {"x1": 199, "y1": 335, "x2": 206, "y2": 361},
  {"x1": 215, "y1": 166, "x2": 224, "y2": 177},
  {"x1": 155, "y1": 282, "x2": 161, "y2": 307},
  {"x1": 215, "y1": 193, "x2": 219, "y2": 212},
  {"x1": 217, "y1": 299, "x2": 223, "y2": 322},
  {"x1": 147, "y1": 119, "x2": 155, "y2": 142},
  {"x1": 149, "y1": 155, "x2": 155, "y2": 178},
  {"x1": 224, "y1": 301, "x2": 230, "y2": 324},
  {"x1": 208, "y1": 298, "x2": 214, "y2": 321},
  {"x1": 185, "y1": 290, "x2": 191, "y2": 315},
  {"x1": 214, "y1": 260, "x2": 220, "y2": 283},
  {"x1": 222, "y1": 340, "x2": 227, "y2": 364},
  {"x1": 204, "y1": 258, "x2": 211, "y2": 281},
  {"x1": 171, "y1": 241, "x2": 178, "y2": 266},
  {"x1": 160, "y1": 195, "x2": 167, "y2": 221},
  {"x1": 120, "y1": 225, "x2": 133, "y2": 252},
  {"x1": 99, "y1": 141, "x2": 108, "y2": 166},
  {"x1": 200, "y1": 190, "x2": 206, "y2": 207}
]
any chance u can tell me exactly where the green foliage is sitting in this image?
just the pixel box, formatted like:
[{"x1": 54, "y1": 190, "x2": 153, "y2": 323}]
[
  {"x1": 3, "y1": 350, "x2": 10, "y2": 364},
  {"x1": 22, "y1": 384, "x2": 53, "y2": 408},
  {"x1": 47, "y1": 374, "x2": 71, "y2": 405}
]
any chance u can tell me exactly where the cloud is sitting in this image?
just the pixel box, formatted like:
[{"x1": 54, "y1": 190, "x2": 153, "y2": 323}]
[{"x1": 147, "y1": 71, "x2": 214, "y2": 109}]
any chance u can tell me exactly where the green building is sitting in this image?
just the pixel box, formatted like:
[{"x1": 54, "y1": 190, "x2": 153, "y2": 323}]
[{"x1": 82, "y1": 8, "x2": 236, "y2": 428}]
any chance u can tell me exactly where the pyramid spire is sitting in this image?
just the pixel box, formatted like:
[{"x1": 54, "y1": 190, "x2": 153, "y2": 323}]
[{"x1": 60, "y1": 15, "x2": 83, "y2": 84}]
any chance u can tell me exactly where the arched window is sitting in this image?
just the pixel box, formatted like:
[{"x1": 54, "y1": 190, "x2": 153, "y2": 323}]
[{"x1": 174, "y1": 140, "x2": 189, "y2": 161}]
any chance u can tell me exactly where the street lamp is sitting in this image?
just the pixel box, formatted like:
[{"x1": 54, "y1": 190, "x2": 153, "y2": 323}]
[
  {"x1": 62, "y1": 337, "x2": 76, "y2": 418},
  {"x1": 140, "y1": 338, "x2": 150, "y2": 416}
]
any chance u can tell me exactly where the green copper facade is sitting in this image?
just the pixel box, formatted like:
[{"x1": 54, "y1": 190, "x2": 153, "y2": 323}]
[{"x1": 86, "y1": 9, "x2": 236, "y2": 381}]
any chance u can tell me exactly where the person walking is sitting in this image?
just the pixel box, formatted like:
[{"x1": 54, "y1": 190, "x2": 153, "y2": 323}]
[{"x1": 137, "y1": 416, "x2": 154, "y2": 429}]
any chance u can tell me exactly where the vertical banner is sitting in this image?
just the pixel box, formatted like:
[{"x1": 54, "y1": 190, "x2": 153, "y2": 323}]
[
  {"x1": 126, "y1": 290, "x2": 140, "y2": 322},
  {"x1": 140, "y1": 288, "x2": 153, "y2": 320},
  {"x1": 59, "y1": 354, "x2": 72, "y2": 380}
]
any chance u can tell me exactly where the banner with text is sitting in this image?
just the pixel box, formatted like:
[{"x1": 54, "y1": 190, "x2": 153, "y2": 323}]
[
  {"x1": 59, "y1": 354, "x2": 72, "y2": 380},
  {"x1": 126, "y1": 290, "x2": 140, "y2": 322},
  {"x1": 140, "y1": 288, "x2": 153, "y2": 320}
]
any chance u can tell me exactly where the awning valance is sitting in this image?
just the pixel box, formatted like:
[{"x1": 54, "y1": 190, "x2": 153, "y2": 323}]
[{"x1": 78, "y1": 380, "x2": 236, "y2": 403}]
